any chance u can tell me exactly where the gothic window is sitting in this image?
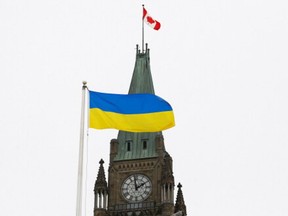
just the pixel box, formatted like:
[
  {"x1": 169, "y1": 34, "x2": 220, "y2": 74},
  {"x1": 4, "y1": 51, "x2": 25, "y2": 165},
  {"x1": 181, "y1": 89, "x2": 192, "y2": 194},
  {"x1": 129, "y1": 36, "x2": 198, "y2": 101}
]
[
  {"x1": 142, "y1": 139, "x2": 148, "y2": 150},
  {"x1": 126, "y1": 140, "x2": 132, "y2": 151}
]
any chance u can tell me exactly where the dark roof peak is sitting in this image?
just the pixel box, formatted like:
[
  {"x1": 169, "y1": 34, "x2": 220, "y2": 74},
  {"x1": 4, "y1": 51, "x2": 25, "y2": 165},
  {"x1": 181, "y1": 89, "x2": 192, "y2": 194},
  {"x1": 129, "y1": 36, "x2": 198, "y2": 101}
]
[
  {"x1": 175, "y1": 182, "x2": 187, "y2": 215},
  {"x1": 94, "y1": 159, "x2": 108, "y2": 192}
]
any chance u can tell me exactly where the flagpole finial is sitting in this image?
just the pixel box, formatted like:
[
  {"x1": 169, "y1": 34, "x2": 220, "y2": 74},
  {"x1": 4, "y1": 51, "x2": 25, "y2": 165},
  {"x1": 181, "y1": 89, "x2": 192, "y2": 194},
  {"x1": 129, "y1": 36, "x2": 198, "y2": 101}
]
[{"x1": 82, "y1": 81, "x2": 87, "y2": 89}]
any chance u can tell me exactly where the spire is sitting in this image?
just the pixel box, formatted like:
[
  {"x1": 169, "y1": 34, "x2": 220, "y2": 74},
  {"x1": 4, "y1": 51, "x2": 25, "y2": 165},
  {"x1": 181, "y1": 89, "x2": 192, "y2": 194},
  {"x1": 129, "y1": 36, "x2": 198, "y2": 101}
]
[
  {"x1": 113, "y1": 44, "x2": 163, "y2": 162},
  {"x1": 174, "y1": 183, "x2": 187, "y2": 216},
  {"x1": 94, "y1": 159, "x2": 108, "y2": 191},
  {"x1": 94, "y1": 159, "x2": 108, "y2": 212},
  {"x1": 128, "y1": 43, "x2": 155, "y2": 94}
]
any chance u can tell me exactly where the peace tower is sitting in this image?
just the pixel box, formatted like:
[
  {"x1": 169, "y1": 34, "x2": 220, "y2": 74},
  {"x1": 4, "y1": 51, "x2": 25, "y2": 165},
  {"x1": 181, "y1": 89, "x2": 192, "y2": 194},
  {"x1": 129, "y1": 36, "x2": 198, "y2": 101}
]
[{"x1": 93, "y1": 44, "x2": 187, "y2": 216}]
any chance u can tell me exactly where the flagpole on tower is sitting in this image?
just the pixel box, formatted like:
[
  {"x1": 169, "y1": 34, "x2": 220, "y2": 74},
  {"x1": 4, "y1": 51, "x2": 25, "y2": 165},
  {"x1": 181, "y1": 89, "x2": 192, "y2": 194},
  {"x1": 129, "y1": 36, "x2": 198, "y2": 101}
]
[{"x1": 142, "y1": 4, "x2": 145, "y2": 53}]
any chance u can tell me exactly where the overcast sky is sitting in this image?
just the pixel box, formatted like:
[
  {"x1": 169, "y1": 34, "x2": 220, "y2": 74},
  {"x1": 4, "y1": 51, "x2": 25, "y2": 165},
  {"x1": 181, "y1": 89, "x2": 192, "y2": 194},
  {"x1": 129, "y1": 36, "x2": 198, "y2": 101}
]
[{"x1": 1, "y1": 0, "x2": 288, "y2": 216}]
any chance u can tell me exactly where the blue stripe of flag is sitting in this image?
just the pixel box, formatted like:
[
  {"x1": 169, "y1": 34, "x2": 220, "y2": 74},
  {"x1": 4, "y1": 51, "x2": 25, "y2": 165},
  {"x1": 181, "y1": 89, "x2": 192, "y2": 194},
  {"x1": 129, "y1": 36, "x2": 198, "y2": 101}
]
[{"x1": 89, "y1": 91, "x2": 172, "y2": 114}]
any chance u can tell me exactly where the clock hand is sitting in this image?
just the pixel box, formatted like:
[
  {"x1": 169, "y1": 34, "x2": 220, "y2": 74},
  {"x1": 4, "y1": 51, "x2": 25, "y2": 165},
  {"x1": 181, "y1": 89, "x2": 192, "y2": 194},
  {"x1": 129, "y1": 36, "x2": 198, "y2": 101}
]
[
  {"x1": 134, "y1": 175, "x2": 138, "y2": 190},
  {"x1": 136, "y1": 181, "x2": 147, "y2": 189}
]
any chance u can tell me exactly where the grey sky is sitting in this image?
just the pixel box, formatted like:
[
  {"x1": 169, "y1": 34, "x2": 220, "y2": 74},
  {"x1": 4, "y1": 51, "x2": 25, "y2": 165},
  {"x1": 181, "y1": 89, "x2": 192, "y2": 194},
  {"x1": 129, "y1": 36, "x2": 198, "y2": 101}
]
[{"x1": 1, "y1": 0, "x2": 288, "y2": 215}]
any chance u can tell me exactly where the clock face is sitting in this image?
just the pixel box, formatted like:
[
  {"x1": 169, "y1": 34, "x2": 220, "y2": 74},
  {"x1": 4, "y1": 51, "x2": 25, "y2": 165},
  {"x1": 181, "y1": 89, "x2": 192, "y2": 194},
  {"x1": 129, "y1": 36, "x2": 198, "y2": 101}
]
[{"x1": 121, "y1": 174, "x2": 152, "y2": 202}]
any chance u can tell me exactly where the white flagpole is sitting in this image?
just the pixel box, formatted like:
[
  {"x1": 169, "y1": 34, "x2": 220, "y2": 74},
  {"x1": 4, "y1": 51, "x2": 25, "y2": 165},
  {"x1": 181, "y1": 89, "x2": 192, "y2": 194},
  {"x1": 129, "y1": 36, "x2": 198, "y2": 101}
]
[{"x1": 76, "y1": 81, "x2": 87, "y2": 216}]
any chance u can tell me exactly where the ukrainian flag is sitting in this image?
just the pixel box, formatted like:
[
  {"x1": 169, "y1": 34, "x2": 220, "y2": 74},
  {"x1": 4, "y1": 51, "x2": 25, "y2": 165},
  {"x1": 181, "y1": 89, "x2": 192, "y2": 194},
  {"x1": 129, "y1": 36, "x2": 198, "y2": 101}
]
[{"x1": 89, "y1": 91, "x2": 175, "y2": 132}]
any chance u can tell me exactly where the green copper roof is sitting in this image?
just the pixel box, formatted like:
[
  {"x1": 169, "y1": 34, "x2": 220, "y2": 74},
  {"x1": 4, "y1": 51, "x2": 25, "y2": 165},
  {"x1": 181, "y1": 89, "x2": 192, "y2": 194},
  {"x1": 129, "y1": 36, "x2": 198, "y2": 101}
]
[
  {"x1": 128, "y1": 46, "x2": 155, "y2": 94},
  {"x1": 114, "y1": 44, "x2": 162, "y2": 161}
]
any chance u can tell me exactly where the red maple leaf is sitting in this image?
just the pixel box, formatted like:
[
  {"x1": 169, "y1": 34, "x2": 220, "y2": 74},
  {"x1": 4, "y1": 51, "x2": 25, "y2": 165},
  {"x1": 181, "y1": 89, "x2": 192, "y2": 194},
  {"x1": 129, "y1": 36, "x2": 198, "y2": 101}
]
[{"x1": 146, "y1": 16, "x2": 155, "y2": 24}]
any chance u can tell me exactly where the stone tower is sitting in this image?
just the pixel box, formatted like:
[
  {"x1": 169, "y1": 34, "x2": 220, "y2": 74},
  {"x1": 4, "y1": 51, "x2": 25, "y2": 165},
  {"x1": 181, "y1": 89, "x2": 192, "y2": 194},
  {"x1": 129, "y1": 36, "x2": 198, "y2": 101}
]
[{"x1": 93, "y1": 44, "x2": 187, "y2": 216}]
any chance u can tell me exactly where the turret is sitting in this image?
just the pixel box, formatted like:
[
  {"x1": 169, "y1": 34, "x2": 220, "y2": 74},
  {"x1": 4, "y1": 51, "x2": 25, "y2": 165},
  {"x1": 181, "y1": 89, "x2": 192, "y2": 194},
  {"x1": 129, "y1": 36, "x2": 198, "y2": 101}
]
[
  {"x1": 161, "y1": 152, "x2": 175, "y2": 215},
  {"x1": 94, "y1": 159, "x2": 108, "y2": 216},
  {"x1": 174, "y1": 183, "x2": 187, "y2": 216}
]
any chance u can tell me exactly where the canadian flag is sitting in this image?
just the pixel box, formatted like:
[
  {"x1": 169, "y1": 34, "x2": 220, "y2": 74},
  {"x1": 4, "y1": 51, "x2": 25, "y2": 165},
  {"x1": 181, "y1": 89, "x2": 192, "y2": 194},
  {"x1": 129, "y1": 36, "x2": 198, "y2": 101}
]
[{"x1": 143, "y1": 7, "x2": 161, "y2": 30}]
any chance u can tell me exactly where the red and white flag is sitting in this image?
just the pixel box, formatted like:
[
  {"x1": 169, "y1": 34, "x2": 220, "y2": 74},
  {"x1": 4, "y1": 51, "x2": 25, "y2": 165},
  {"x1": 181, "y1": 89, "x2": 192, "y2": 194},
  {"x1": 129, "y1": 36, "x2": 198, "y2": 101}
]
[{"x1": 143, "y1": 7, "x2": 161, "y2": 30}]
